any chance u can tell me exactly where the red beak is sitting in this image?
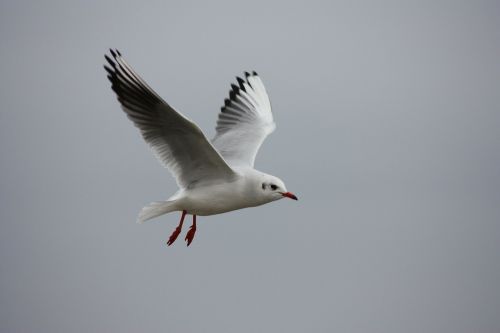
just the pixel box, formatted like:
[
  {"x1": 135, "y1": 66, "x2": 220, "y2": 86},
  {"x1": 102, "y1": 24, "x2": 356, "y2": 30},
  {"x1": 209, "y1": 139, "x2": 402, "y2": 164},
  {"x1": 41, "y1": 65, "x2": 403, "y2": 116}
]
[{"x1": 281, "y1": 192, "x2": 298, "y2": 200}]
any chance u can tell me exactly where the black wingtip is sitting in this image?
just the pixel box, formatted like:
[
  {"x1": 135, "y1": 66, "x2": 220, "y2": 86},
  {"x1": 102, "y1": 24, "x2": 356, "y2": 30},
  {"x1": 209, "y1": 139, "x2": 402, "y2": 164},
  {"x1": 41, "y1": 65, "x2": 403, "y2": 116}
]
[
  {"x1": 109, "y1": 48, "x2": 117, "y2": 57},
  {"x1": 230, "y1": 84, "x2": 240, "y2": 94},
  {"x1": 236, "y1": 76, "x2": 246, "y2": 91},
  {"x1": 252, "y1": 70, "x2": 258, "y2": 76},
  {"x1": 116, "y1": 49, "x2": 122, "y2": 56},
  {"x1": 103, "y1": 65, "x2": 114, "y2": 76},
  {"x1": 104, "y1": 55, "x2": 116, "y2": 68}
]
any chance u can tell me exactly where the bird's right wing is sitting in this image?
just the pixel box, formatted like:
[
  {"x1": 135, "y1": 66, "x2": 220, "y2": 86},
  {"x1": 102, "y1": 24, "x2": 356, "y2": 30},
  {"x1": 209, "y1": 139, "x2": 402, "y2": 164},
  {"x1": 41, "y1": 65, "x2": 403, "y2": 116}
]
[
  {"x1": 212, "y1": 72, "x2": 275, "y2": 168},
  {"x1": 104, "y1": 49, "x2": 236, "y2": 189}
]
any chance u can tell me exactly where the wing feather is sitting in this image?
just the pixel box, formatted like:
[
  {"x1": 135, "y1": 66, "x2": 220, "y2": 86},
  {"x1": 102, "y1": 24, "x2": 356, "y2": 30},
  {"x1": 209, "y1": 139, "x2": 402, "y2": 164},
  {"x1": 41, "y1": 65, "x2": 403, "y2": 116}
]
[
  {"x1": 104, "y1": 49, "x2": 235, "y2": 189},
  {"x1": 212, "y1": 72, "x2": 275, "y2": 167}
]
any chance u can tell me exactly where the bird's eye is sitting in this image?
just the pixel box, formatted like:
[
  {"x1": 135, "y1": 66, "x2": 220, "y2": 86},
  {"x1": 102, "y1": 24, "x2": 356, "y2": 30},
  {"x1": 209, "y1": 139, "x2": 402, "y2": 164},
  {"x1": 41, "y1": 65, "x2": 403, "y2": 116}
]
[
  {"x1": 262, "y1": 183, "x2": 266, "y2": 190},
  {"x1": 270, "y1": 184, "x2": 278, "y2": 191}
]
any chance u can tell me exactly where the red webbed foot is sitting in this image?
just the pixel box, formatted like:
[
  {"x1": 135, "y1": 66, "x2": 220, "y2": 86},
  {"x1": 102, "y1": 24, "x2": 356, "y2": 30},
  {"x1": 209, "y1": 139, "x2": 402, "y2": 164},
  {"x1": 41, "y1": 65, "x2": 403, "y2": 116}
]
[
  {"x1": 166, "y1": 210, "x2": 186, "y2": 246},
  {"x1": 185, "y1": 215, "x2": 197, "y2": 246}
]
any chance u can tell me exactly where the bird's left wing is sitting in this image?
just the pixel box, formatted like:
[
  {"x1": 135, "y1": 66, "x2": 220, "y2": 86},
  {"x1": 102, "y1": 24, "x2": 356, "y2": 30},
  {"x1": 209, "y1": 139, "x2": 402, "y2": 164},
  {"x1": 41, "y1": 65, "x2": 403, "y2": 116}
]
[
  {"x1": 104, "y1": 49, "x2": 236, "y2": 189},
  {"x1": 212, "y1": 72, "x2": 275, "y2": 168}
]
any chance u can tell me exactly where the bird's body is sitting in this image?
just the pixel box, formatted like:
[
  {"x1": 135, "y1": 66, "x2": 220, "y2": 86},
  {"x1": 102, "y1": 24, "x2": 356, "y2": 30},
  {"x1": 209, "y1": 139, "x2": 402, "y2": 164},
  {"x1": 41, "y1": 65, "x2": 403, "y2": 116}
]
[
  {"x1": 154, "y1": 168, "x2": 282, "y2": 217},
  {"x1": 104, "y1": 49, "x2": 297, "y2": 245}
]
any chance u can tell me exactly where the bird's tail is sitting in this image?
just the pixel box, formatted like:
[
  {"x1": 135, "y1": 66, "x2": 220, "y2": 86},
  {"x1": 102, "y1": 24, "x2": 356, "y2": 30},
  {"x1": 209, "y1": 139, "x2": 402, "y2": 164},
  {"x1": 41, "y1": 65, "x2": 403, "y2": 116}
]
[{"x1": 137, "y1": 200, "x2": 178, "y2": 224}]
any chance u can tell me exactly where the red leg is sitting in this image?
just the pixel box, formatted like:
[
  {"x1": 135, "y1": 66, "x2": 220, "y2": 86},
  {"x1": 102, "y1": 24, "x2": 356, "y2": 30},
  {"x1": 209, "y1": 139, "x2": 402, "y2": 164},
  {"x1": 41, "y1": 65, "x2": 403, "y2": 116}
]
[
  {"x1": 185, "y1": 215, "x2": 197, "y2": 246},
  {"x1": 167, "y1": 210, "x2": 186, "y2": 246}
]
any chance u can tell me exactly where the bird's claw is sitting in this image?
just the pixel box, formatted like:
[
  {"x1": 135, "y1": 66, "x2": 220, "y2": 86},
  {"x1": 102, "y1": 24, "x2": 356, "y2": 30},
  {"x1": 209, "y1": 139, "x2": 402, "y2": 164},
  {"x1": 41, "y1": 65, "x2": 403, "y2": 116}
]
[
  {"x1": 185, "y1": 224, "x2": 197, "y2": 246},
  {"x1": 167, "y1": 226, "x2": 182, "y2": 246}
]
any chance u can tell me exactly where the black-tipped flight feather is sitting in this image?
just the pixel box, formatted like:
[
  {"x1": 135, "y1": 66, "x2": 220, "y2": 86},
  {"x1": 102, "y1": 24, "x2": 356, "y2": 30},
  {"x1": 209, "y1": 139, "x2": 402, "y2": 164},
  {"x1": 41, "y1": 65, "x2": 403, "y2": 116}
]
[{"x1": 104, "y1": 49, "x2": 235, "y2": 189}]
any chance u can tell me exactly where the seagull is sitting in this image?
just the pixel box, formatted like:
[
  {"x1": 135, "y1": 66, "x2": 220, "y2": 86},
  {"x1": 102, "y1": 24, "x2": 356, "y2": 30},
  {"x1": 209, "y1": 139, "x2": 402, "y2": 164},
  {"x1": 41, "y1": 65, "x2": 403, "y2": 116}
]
[{"x1": 104, "y1": 49, "x2": 297, "y2": 246}]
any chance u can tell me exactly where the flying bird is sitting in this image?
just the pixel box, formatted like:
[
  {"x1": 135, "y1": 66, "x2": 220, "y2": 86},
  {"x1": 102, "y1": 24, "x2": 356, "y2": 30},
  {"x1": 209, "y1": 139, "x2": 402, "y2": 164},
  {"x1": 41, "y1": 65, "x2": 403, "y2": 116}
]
[{"x1": 104, "y1": 49, "x2": 297, "y2": 246}]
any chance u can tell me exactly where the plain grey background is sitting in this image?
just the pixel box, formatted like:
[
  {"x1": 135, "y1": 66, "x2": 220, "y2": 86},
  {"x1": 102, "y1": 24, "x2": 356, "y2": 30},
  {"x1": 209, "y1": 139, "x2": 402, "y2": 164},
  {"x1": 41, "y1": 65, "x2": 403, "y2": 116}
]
[{"x1": 1, "y1": 0, "x2": 499, "y2": 332}]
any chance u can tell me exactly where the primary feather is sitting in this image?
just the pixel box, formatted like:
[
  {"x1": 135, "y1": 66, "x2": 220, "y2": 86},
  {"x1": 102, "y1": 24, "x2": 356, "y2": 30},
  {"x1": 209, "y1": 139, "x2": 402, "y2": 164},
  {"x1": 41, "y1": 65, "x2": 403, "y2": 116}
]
[
  {"x1": 104, "y1": 49, "x2": 236, "y2": 189},
  {"x1": 212, "y1": 71, "x2": 275, "y2": 168}
]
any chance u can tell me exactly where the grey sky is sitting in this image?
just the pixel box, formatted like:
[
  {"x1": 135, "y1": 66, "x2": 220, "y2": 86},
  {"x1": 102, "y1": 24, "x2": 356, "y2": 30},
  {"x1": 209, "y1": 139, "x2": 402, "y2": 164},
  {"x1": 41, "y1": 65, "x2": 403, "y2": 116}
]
[{"x1": 1, "y1": 1, "x2": 500, "y2": 332}]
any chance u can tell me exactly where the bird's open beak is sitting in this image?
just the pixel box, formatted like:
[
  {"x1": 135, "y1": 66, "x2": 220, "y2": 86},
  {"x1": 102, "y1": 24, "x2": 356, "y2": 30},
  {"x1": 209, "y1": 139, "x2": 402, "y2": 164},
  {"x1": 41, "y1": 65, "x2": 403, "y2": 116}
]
[{"x1": 281, "y1": 192, "x2": 298, "y2": 200}]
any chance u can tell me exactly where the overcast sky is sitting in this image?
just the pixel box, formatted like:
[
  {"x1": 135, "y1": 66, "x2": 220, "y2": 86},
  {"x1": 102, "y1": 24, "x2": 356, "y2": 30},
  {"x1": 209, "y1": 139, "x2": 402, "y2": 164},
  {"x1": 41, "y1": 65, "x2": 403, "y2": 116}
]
[{"x1": 1, "y1": 1, "x2": 500, "y2": 332}]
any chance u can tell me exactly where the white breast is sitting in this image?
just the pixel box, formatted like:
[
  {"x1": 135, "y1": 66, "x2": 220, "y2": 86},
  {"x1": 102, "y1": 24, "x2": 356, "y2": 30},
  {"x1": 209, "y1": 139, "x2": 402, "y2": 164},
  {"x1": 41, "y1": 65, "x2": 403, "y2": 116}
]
[{"x1": 175, "y1": 173, "x2": 265, "y2": 216}]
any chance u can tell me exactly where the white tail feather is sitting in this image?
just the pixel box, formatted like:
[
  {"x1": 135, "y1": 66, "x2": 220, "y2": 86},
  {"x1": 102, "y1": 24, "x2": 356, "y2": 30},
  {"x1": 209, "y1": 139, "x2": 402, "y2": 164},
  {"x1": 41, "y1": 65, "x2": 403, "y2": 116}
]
[{"x1": 137, "y1": 201, "x2": 177, "y2": 223}]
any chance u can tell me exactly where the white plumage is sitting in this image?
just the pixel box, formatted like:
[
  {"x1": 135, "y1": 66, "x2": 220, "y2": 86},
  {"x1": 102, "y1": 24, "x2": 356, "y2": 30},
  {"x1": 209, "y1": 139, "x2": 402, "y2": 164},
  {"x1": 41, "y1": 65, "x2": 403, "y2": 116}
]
[{"x1": 104, "y1": 49, "x2": 297, "y2": 246}]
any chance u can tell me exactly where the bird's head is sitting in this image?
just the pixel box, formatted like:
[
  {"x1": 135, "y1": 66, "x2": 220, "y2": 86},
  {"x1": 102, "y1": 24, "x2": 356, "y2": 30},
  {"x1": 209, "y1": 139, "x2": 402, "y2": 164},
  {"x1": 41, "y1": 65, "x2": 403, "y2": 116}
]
[{"x1": 259, "y1": 174, "x2": 298, "y2": 202}]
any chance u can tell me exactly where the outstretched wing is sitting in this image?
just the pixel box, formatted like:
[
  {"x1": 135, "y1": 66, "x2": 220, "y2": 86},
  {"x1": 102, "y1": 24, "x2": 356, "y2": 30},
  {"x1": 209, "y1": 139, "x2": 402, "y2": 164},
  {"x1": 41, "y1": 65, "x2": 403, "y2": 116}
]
[
  {"x1": 212, "y1": 72, "x2": 275, "y2": 168},
  {"x1": 104, "y1": 49, "x2": 235, "y2": 189}
]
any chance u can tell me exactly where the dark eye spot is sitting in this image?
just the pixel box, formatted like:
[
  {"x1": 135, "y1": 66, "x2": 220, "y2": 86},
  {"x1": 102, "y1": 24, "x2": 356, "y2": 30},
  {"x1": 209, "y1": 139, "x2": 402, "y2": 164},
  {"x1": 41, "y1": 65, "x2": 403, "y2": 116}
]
[
  {"x1": 262, "y1": 183, "x2": 266, "y2": 190},
  {"x1": 270, "y1": 184, "x2": 278, "y2": 190}
]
